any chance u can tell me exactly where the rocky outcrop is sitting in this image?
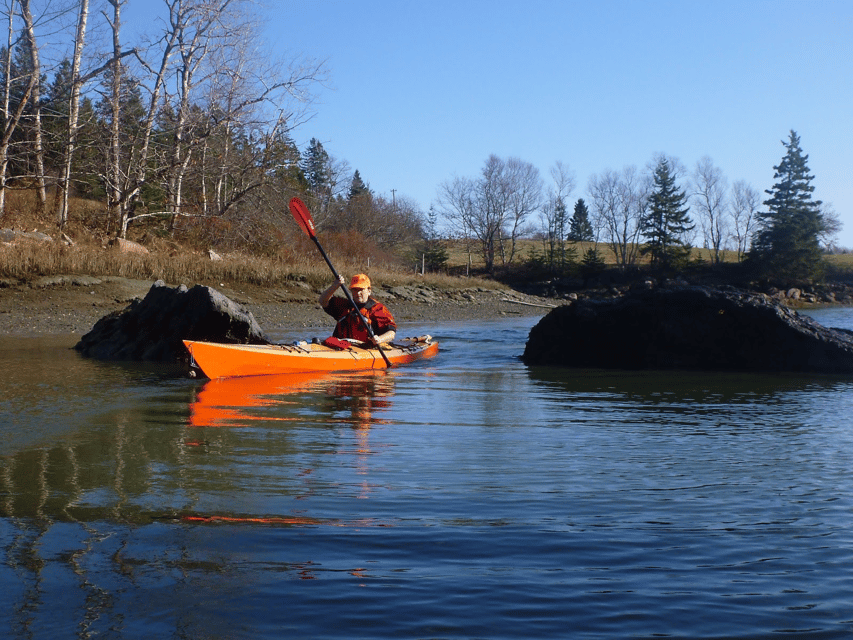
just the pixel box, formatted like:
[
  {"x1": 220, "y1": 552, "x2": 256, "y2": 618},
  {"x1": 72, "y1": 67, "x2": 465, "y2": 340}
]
[
  {"x1": 522, "y1": 285, "x2": 853, "y2": 373},
  {"x1": 75, "y1": 280, "x2": 270, "y2": 362}
]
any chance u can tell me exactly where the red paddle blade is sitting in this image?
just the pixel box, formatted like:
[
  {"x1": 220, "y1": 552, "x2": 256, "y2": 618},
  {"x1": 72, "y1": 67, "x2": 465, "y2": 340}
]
[{"x1": 288, "y1": 197, "x2": 316, "y2": 238}]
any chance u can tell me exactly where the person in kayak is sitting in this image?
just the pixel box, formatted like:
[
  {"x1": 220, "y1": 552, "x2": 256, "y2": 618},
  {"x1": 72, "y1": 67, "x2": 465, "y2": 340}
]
[{"x1": 319, "y1": 273, "x2": 397, "y2": 346}]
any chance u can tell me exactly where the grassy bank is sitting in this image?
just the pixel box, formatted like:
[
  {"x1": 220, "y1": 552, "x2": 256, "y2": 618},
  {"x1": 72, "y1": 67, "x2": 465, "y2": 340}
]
[{"x1": 0, "y1": 230, "x2": 510, "y2": 294}]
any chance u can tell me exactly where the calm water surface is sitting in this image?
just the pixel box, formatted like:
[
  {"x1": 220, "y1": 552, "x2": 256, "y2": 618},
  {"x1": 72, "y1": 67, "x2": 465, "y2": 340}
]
[{"x1": 3, "y1": 309, "x2": 853, "y2": 639}]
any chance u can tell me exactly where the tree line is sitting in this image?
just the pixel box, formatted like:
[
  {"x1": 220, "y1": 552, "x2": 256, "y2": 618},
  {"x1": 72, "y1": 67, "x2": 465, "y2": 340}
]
[
  {"x1": 0, "y1": 0, "x2": 427, "y2": 264},
  {"x1": 0, "y1": 1, "x2": 837, "y2": 284},
  {"x1": 437, "y1": 131, "x2": 838, "y2": 283}
]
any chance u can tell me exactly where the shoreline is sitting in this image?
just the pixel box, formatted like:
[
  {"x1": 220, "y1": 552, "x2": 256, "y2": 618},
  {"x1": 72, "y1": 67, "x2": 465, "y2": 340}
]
[
  {"x1": 6, "y1": 274, "x2": 846, "y2": 341},
  {"x1": 0, "y1": 275, "x2": 554, "y2": 338}
]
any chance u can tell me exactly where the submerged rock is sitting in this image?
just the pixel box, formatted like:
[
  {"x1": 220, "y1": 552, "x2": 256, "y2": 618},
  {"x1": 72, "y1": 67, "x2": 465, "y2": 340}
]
[
  {"x1": 522, "y1": 285, "x2": 853, "y2": 373},
  {"x1": 75, "y1": 280, "x2": 270, "y2": 362}
]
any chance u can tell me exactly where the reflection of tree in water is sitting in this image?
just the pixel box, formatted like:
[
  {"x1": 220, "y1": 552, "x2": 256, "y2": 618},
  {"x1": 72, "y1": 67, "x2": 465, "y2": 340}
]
[{"x1": 0, "y1": 369, "x2": 400, "y2": 629}]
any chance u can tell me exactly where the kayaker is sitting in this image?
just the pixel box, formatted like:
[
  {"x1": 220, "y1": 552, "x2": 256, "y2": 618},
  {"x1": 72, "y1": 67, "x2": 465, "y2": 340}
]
[{"x1": 319, "y1": 273, "x2": 397, "y2": 346}]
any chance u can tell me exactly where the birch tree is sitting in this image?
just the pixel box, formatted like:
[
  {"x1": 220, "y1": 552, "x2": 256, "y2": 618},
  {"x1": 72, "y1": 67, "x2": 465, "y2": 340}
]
[
  {"x1": 98, "y1": 0, "x2": 177, "y2": 237},
  {"x1": 17, "y1": 0, "x2": 46, "y2": 212},
  {"x1": 56, "y1": 0, "x2": 88, "y2": 228},
  {"x1": 0, "y1": 2, "x2": 32, "y2": 216}
]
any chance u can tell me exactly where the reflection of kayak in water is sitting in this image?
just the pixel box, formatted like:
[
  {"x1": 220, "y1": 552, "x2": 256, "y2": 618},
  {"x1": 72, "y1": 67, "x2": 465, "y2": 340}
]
[
  {"x1": 184, "y1": 335, "x2": 438, "y2": 379},
  {"x1": 187, "y1": 369, "x2": 398, "y2": 428},
  {"x1": 188, "y1": 370, "x2": 340, "y2": 427}
]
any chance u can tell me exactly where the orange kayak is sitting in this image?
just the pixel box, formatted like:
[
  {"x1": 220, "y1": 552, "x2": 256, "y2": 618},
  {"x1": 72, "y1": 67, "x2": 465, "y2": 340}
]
[{"x1": 184, "y1": 335, "x2": 439, "y2": 379}]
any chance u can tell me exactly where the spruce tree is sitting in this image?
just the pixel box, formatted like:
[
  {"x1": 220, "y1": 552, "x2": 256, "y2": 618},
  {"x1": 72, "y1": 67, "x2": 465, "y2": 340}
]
[
  {"x1": 640, "y1": 158, "x2": 693, "y2": 269},
  {"x1": 749, "y1": 130, "x2": 824, "y2": 282},
  {"x1": 348, "y1": 169, "x2": 368, "y2": 199},
  {"x1": 568, "y1": 198, "x2": 594, "y2": 242},
  {"x1": 301, "y1": 138, "x2": 331, "y2": 194}
]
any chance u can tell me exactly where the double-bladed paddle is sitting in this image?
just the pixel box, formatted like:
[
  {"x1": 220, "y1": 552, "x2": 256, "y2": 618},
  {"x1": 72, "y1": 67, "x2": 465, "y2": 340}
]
[{"x1": 288, "y1": 196, "x2": 393, "y2": 368}]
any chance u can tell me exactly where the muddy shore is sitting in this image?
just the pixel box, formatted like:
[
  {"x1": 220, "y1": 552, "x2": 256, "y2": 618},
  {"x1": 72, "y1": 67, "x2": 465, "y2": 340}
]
[{"x1": 0, "y1": 275, "x2": 556, "y2": 338}]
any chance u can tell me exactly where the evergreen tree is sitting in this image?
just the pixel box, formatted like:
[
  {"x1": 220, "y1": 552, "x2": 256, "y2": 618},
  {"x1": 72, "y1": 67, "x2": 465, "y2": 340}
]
[
  {"x1": 550, "y1": 196, "x2": 569, "y2": 270},
  {"x1": 301, "y1": 137, "x2": 331, "y2": 194},
  {"x1": 568, "y1": 197, "x2": 594, "y2": 242},
  {"x1": 640, "y1": 158, "x2": 693, "y2": 269},
  {"x1": 264, "y1": 130, "x2": 304, "y2": 187},
  {"x1": 579, "y1": 246, "x2": 605, "y2": 281},
  {"x1": 42, "y1": 58, "x2": 74, "y2": 169},
  {"x1": 3, "y1": 36, "x2": 47, "y2": 176},
  {"x1": 748, "y1": 130, "x2": 824, "y2": 282},
  {"x1": 419, "y1": 206, "x2": 449, "y2": 272},
  {"x1": 348, "y1": 169, "x2": 368, "y2": 199}
]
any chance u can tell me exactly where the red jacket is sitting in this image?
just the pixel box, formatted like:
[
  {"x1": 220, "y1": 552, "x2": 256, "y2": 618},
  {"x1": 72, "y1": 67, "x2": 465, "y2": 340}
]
[{"x1": 323, "y1": 296, "x2": 397, "y2": 342}]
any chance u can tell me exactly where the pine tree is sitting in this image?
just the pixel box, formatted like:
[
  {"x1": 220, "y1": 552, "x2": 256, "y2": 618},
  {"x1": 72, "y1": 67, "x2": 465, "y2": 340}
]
[
  {"x1": 640, "y1": 158, "x2": 693, "y2": 269},
  {"x1": 748, "y1": 130, "x2": 824, "y2": 282},
  {"x1": 568, "y1": 198, "x2": 594, "y2": 242}
]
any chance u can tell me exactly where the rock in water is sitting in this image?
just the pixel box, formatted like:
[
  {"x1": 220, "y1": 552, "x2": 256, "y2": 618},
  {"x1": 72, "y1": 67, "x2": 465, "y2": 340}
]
[
  {"x1": 522, "y1": 285, "x2": 853, "y2": 373},
  {"x1": 75, "y1": 280, "x2": 270, "y2": 362}
]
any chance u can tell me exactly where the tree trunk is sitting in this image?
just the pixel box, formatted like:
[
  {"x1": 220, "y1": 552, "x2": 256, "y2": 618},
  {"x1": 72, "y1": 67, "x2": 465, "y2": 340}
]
[
  {"x1": 19, "y1": 0, "x2": 46, "y2": 214},
  {"x1": 0, "y1": 7, "x2": 13, "y2": 217},
  {"x1": 58, "y1": 0, "x2": 90, "y2": 229},
  {"x1": 0, "y1": 5, "x2": 37, "y2": 218},
  {"x1": 104, "y1": 0, "x2": 126, "y2": 237}
]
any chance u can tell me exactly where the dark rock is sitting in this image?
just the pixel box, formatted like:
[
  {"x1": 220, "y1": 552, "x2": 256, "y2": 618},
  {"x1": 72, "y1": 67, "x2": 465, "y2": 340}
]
[
  {"x1": 75, "y1": 280, "x2": 270, "y2": 362},
  {"x1": 522, "y1": 285, "x2": 853, "y2": 373}
]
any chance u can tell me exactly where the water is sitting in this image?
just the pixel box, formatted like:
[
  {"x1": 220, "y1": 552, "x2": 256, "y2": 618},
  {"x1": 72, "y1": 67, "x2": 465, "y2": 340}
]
[{"x1": 3, "y1": 309, "x2": 853, "y2": 639}]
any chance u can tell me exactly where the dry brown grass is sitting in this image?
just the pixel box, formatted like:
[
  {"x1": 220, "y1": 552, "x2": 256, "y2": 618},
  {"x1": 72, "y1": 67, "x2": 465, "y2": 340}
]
[
  {"x1": 0, "y1": 190, "x2": 506, "y2": 291},
  {"x1": 445, "y1": 238, "x2": 750, "y2": 270},
  {"x1": 0, "y1": 228, "x2": 501, "y2": 292}
]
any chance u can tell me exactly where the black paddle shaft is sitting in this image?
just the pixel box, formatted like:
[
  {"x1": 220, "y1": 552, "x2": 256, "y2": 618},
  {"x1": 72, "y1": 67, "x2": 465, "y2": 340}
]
[{"x1": 311, "y1": 236, "x2": 393, "y2": 367}]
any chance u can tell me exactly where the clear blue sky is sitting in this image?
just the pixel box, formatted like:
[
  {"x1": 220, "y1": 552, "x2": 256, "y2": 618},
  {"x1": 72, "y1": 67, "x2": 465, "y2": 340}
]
[{"x1": 266, "y1": 0, "x2": 852, "y2": 247}]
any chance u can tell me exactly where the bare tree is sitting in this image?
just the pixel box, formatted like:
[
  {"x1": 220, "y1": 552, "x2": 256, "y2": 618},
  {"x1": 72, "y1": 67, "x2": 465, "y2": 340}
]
[
  {"x1": 163, "y1": 0, "x2": 230, "y2": 226},
  {"x1": 500, "y1": 156, "x2": 542, "y2": 265},
  {"x1": 539, "y1": 160, "x2": 575, "y2": 270},
  {"x1": 730, "y1": 179, "x2": 759, "y2": 261},
  {"x1": 691, "y1": 156, "x2": 729, "y2": 264},
  {"x1": 437, "y1": 174, "x2": 482, "y2": 264},
  {"x1": 587, "y1": 165, "x2": 648, "y2": 268},
  {"x1": 438, "y1": 154, "x2": 541, "y2": 272},
  {"x1": 199, "y1": 10, "x2": 324, "y2": 221},
  {"x1": 818, "y1": 201, "x2": 842, "y2": 251}
]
